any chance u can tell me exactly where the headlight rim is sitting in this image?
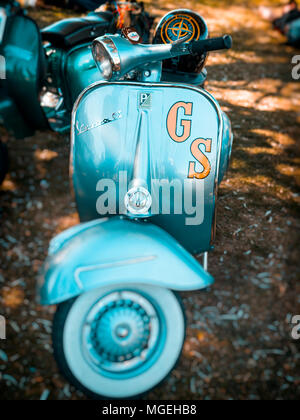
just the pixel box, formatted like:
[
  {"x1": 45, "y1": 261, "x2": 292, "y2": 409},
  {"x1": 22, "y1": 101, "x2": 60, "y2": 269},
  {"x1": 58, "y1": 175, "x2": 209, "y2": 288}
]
[{"x1": 92, "y1": 36, "x2": 121, "y2": 81}]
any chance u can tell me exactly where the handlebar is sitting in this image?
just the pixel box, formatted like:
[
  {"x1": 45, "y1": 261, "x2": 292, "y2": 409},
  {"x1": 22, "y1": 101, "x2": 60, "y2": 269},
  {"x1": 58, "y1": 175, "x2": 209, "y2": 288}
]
[
  {"x1": 189, "y1": 35, "x2": 233, "y2": 55},
  {"x1": 93, "y1": 33, "x2": 233, "y2": 81}
]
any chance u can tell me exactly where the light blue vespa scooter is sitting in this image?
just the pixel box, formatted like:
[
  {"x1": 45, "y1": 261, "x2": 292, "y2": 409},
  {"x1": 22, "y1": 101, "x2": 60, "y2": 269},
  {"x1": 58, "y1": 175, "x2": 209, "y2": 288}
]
[{"x1": 40, "y1": 10, "x2": 233, "y2": 399}]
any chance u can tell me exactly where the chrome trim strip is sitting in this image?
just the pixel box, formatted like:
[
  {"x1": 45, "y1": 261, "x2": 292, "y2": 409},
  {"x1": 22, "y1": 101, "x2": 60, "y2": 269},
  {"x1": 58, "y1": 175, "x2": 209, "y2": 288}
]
[
  {"x1": 0, "y1": 8, "x2": 7, "y2": 44},
  {"x1": 74, "y1": 255, "x2": 157, "y2": 288}
]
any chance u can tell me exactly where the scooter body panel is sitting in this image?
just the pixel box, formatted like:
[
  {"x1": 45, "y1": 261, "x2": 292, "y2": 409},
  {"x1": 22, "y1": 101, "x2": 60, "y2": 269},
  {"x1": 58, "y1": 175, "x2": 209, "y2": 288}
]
[
  {"x1": 64, "y1": 44, "x2": 102, "y2": 108},
  {"x1": 0, "y1": 13, "x2": 48, "y2": 137},
  {"x1": 40, "y1": 217, "x2": 214, "y2": 305},
  {"x1": 0, "y1": 92, "x2": 34, "y2": 138},
  {"x1": 71, "y1": 82, "x2": 229, "y2": 254},
  {"x1": 0, "y1": 8, "x2": 109, "y2": 136},
  {"x1": 219, "y1": 111, "x2": 233, "y2": 184}
]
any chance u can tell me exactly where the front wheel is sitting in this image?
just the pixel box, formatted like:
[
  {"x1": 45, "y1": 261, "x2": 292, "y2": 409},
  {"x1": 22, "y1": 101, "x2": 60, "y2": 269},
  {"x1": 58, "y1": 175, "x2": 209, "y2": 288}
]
[{"x1": 52, "y1": 284, "x2": 185, "y2": 399}]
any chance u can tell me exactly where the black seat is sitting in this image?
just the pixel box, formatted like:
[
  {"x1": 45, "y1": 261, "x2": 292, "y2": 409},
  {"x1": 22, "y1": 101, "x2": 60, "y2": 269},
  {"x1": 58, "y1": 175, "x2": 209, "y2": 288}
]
[{"x1": 41, "y1": 12, "x2": 114, "y2": 49}]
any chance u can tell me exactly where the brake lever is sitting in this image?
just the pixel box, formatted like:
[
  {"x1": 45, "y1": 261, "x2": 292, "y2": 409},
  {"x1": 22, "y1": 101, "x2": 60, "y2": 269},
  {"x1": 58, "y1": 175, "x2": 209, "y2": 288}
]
[
  {"x1": 170, "y1": 35, "x2": 192, "y2": 57},
  {"x1": 172, "y1": 34, "x2": 191, "y2": 45}
]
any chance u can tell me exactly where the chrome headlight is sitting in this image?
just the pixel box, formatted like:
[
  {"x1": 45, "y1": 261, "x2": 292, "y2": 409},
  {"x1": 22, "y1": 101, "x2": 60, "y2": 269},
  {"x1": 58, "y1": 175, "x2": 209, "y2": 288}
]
[{"x1": 92, "y1": 37, "x2": 121, "y2": 81}]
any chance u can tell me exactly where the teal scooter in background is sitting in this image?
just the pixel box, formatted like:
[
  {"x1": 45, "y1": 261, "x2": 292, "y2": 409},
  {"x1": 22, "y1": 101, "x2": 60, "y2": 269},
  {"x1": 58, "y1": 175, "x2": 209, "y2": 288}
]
[
  {"x1": 0, "y1": 0, "x2": 151, "y2": 138},
  {"x1": 0, "y1": 0, "x2": 113, "y2": 138},
  {"x1": 40, "y1": 10, "x2": 233, "y2": 399},
  {"x1": 0, "y1": 0, "x2": 151, "y2": 184}
]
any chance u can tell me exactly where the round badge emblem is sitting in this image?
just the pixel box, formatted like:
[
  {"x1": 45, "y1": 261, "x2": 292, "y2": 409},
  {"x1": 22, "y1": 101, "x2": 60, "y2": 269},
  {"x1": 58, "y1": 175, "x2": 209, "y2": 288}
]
[
  {"x1": 122, "y1": 28, "x2": 142, "y2": 44},
  {"x1": 128, "y1": 31, "x2": 140, "y2": 42},
  {"x1": 160, "y1": 14, "x2": 201, "y2": 44}
]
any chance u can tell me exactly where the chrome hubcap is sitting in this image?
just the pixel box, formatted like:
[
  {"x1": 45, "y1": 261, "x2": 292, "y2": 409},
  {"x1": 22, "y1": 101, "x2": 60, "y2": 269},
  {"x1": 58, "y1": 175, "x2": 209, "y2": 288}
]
[{"x1": 82, "y1": 291, "x2": 160, "y2": 376}]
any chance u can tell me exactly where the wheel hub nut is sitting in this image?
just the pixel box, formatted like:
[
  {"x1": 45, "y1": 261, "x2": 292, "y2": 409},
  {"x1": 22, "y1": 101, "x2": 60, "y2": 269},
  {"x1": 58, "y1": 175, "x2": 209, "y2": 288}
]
[{"x1": 115, "y1": 325, "x2": 130, "y2": 338}]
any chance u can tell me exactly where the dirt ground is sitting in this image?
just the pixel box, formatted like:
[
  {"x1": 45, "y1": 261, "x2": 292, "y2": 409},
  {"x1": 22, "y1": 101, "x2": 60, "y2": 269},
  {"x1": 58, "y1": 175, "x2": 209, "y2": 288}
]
[{"x1": 0, "y1": 0, "x2": 299, "y2": 400}]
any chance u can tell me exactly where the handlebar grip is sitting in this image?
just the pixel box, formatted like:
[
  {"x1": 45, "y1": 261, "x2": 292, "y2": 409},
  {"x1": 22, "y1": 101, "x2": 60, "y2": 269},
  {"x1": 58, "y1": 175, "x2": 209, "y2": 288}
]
[{"x1": 190, "y1": 35, "x2": 233, "y2": 54}]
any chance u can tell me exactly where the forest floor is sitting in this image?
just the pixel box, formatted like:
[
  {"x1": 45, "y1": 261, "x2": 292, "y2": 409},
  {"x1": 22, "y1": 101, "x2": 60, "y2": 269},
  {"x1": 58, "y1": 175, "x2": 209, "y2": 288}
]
[{"x1": 0, "y1": 0, "x2": 299, "y2": 400}]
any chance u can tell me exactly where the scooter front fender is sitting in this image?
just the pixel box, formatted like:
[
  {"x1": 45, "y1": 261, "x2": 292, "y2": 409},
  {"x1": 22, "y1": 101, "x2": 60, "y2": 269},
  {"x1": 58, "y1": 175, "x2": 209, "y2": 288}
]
[{"x1": 40, "y1": 217, "x2": 214, "y2": 305}]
